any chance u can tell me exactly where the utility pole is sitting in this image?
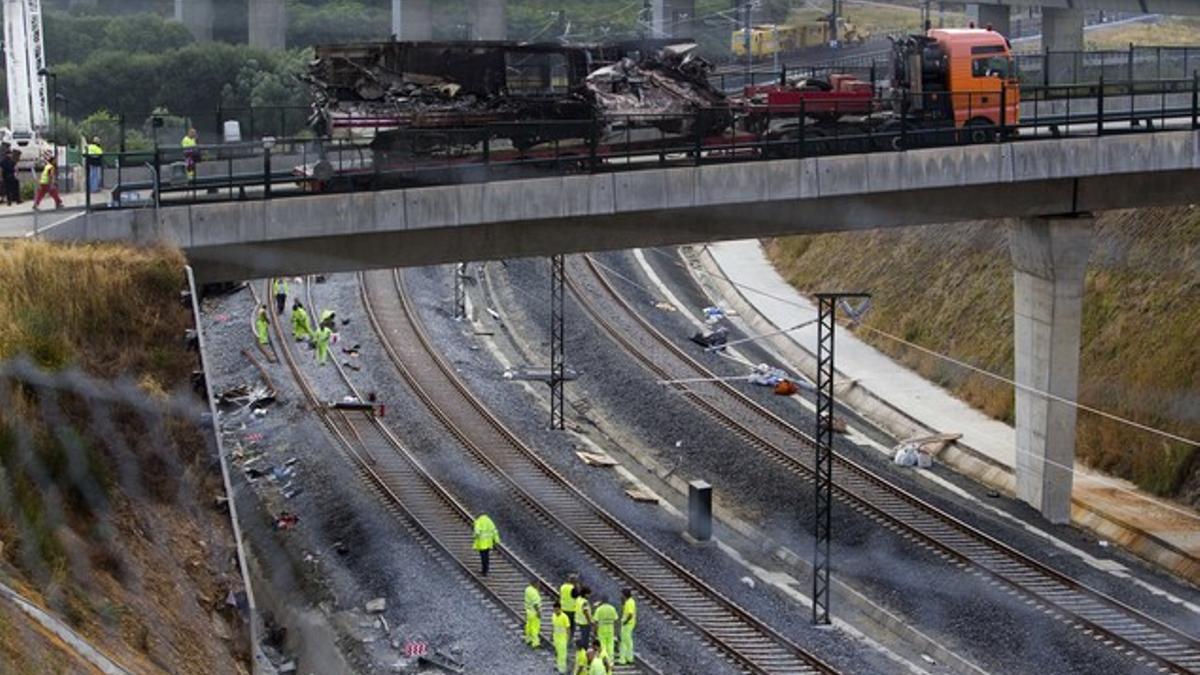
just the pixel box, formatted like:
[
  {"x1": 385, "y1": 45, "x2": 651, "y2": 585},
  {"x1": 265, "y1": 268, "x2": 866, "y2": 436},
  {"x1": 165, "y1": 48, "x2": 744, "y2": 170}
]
[
  {"x1": 829, "y1": 0, "x2": 839, "y2": 48},
  {"x1": 811, "y1": 292, "x2": 871, "y2": 626},
  {"x1": 742, "y1": 0, "x2": 752, "y2": 83}
]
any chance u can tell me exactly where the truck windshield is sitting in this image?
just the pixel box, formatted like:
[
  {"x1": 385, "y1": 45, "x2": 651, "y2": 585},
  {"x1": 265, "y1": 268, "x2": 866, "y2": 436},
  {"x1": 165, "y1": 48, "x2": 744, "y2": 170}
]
[{"x1": 972, "y1": 56, "x2": 1012, "y2": 79}]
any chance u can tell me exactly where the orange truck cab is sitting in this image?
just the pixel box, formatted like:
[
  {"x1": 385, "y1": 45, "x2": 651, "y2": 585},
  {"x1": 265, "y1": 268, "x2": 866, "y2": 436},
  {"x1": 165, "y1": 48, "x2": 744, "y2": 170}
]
[
  {"x1": 893, "y1": 28, "x2": 1020, "y2": 135},
  {"x1": 929, "y1": 28, "x2": 1020, "y2": 128}
]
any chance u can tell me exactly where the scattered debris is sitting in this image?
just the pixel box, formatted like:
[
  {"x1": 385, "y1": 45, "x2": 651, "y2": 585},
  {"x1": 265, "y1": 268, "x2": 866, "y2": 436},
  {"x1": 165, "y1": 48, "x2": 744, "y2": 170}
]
[
  {"x1": 653, "y1": 301, "x2": 677, "y2": 312},
  {"x1": 920, "y1": 654, "x2": 937, "y2": 665},
  {"x1": 278, "y1": 661, "x2": 297, "y2": 674},
  {"x1": 419, "y1": 649, "x2": 464, "y2": 674},
  {"x1": 740, "y1": 576, "x2": 756, "y2": 589},
  {"x1": 273, "y1": 512, "x2": 300, "y2": 531},
  {"x1": 576, "y1": 451, "x2": 618, "y2": 467},
  {"x1": 486, "y1": 308, "x2": 502, "y2": 321},
  {"x1": 365, "y1": 598, "x2": 387, "y2": 614},
  {"x1": 774, "y1": 380, "x2": 799, "y2": 396},
  {"x1": 1099, "y1": 540, "x2": 1110, "y2": 548},
  {"x1": 986, "y1": 490, "x2": 1001, "y2": 498},
  {"x1": 625, "y1": 488, "x2": 660, "y2": 503},
  {"x1": 702, "y1": 306, "x2": 725, "y2": 324},
  {"x1": 749, "y1": 363, "x2": 787, "y2": 387},
  {"x1": 674, "y1": 440, "x2": 683, "y2": 448},
  {"x1": 690, "y1": 327, "x2": 728, "y2": 350},
  {"x1": 344, "y1": 362, "x2": 362, "y2": 372}
]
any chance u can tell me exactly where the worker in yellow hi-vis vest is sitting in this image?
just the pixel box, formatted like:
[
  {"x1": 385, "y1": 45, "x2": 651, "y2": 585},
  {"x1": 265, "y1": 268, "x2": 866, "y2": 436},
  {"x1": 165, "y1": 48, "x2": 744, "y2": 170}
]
[
  {"x1": 254, "y1": 305, "x2": 270, "y2": 346},
  {"x1": 592, "y1": 595, "x2": 618, "y2": 665},
  {"x1": 552, "y1": 601, "x2": 570, "y2": 674},
  {"x1": 524, "y1": 582, "x2": 542, "y2": 648},
  {"x1": 472, "y1": 513, "x2": 499, "y2": 576},
  {"x1": 559, "y1": 573, "x2": 579, "y2": 643},
  {"x1": 619, "y1": 588, "x2": 637, "y2": 665}
]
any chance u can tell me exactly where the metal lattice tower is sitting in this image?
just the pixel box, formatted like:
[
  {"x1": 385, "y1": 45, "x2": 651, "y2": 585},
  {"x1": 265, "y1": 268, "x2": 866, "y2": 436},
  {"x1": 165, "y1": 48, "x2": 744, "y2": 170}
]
[
  {"x1": 549, "y1": 254, "x2": 565, "y2": 430},
  {"x1": 812, "y1": 292, "x2": 869, "y2": 625}
]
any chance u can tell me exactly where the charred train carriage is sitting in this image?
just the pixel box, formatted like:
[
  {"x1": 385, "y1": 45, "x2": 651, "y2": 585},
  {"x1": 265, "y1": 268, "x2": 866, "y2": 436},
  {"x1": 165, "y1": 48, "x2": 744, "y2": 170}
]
[{"x1": 301, "y1": 29, "x2": 1018, "y2": 189}]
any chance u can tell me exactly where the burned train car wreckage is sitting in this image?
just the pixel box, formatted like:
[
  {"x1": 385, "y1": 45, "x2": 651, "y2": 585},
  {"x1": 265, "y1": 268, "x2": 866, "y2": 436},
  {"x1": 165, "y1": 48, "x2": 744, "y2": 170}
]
[{"x1": 304, "y1": 39, "x2": 732, "y2": 161}]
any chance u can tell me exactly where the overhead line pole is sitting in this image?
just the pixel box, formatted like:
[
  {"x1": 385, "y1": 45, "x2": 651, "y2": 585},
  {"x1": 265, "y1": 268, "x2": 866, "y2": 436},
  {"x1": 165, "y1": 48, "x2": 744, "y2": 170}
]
[
  {"x1": 549, "y1": 255, "x2": 566, "y2": 430},
  {"x1": 812, "y1": 292, "x2": 870, "y2": 626}
]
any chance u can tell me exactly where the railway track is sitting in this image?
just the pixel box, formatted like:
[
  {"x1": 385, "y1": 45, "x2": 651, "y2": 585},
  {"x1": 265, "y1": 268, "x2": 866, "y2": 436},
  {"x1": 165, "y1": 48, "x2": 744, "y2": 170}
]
[
  {"x1": 567, "y1": 254, "x2": 1200, "y2": 675},
  {"x1": 359, "y1": 268, "x2": 839, "y2": 675},
  {"x1": 262, "y1": 279, "x2": 602, "y2": 674}
]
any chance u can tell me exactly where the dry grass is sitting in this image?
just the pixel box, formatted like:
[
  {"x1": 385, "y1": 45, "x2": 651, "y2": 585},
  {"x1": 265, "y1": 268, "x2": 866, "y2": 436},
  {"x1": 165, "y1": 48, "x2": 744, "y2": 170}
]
[
  {"x1": 0, "y1": 241, "x2": 245, "y2": 674},
  {"x1": 1086, "y1": 17, "x2": 1200, "y2": 50},
  {"x1": 767, "y1": 207, "x2": 1200, "y2": 504}
]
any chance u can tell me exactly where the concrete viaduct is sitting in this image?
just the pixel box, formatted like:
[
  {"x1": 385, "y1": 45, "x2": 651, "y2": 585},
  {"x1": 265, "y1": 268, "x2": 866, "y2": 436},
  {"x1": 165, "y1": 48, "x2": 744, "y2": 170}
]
[{"x1": 44, "y1": 129, "x2": 1200, "y2": 527}]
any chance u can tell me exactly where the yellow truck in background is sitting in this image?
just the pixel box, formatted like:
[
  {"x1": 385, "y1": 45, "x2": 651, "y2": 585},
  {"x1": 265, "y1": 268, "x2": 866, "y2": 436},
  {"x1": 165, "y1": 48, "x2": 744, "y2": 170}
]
[{"x1": 732, "y1": 19, "x2": 867, "y2": 59}]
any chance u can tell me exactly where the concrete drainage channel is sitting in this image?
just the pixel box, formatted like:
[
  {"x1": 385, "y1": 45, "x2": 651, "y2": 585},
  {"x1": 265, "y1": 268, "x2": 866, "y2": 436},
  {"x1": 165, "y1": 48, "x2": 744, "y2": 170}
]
[{"x1": 186, "y1": 266, "x2": 265, "y2": 672}]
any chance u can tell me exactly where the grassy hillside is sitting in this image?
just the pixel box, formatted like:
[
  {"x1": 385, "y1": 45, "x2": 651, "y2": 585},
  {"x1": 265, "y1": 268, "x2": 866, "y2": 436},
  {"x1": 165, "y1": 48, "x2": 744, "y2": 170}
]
[
  {"x1": 767, "y1": 207, "x2": 1200, "y2": 506},
  {"x1": 0, "y1": 241, "x2": 245, "y2": 673}
]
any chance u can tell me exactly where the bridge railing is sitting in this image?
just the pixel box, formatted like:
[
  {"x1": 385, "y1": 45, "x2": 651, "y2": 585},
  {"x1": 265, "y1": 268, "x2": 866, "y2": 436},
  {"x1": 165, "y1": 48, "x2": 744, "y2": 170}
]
[
  {"x1": 94, "y1": 76, "x2": 1200, "y2": 212},
  {"x1": 1015, "y1": 46, "x2": 1200, "y2": 86}
]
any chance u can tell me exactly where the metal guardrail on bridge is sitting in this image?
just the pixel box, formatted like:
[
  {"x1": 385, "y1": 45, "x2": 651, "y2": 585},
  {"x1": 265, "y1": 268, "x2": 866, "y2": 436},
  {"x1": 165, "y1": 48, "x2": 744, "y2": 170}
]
[{"x1": 93, "y1": 76, "x2": 1200, "y2": 213}]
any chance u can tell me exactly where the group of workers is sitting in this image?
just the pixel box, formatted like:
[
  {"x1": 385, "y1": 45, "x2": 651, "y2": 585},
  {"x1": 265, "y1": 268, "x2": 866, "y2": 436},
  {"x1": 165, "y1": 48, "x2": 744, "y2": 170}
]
[
  {"x1": 473, "y1": 515, "x2": 638, "y2": 674},
  {"x1": 4, "y1": 126, "x2": 200, "y2": 211},
  {"x1": 254, "y1": 277, "x2": 337, "y2": 365}
]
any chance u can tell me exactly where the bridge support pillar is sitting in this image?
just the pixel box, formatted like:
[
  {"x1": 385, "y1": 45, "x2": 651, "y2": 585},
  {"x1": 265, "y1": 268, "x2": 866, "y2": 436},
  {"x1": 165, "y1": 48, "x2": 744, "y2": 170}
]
[
  {"x1": 1009, "y1": 214, "x2": 1093, "y2": 524},
  {"x1": 249, "y1": 0, "x2": 287, "y2": 50},
  {"x1": 175, "y1": 0, "x2": 214, "y2": 42},
  {"x1": 655, "y1": 0, "x2": 696, "y2": 38},
  {"x1": 972, "y1": 4, "x2": 1011, "y2": 38},
  {"x1": 470, "y1": 0, "x2": 507, "y2": 41},
  {"x1": 393, "y1": 0, "x2": 433, "y2": 40},
  {"x1": 1043, "y1": 7, "x2": 1085, "y2": 84}
]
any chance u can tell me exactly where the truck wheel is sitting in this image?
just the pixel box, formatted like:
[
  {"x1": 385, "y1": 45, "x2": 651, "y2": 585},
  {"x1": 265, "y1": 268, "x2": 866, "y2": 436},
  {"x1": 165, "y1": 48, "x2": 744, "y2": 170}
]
[{"x1": 963, "y1": 119, "x2": 996, "y2": 144}]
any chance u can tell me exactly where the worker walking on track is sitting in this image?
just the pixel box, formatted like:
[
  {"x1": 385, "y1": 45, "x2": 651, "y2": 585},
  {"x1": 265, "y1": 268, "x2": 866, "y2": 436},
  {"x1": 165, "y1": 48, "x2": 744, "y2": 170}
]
[
  {"x1": 273, "y1": 278, "x2": 289, "y2": 314},
  {"x1": 523, "y1": 582, "x2": 542, "y2": 649},
  {"x1": 618, "y1": 588, "x2": 636, "y2": 665},
  {"x1": 560, "y1": 574, "x2": 579, "y2": 643},
  {"x1": 472, "y1": 513, "x2": 499, "y2": 576},
  {"x1": 593, "y1": 595, "x2": 618, "y2": 664},
  {"x1": 574, "y1": 586, "x2": 593, "y2": 650},
  {"x1": 254, "y1": 305, "x2": 270, "y2": 346},
  {"x1": 315, "y1": 321, "x2": 332, "y2": 366},
  {"x1": 552, "y1": 601, "x2": 570, "y2": 674},
  {"x1": 291, "y1": 301, "x2": 313, "y2": 342}
]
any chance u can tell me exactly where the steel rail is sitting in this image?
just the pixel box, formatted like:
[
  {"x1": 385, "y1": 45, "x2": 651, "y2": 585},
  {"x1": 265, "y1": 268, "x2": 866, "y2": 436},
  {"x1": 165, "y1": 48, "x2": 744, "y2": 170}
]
[
  {"x1": 263, "y1": 280, "x2": 616, "y2": 674},
  {"x1": 568, "y1": 254, "x2": 1200, "y2": 675},
  {"x1": 360, "y1": 268, "x2": 839, "y2": 675}
]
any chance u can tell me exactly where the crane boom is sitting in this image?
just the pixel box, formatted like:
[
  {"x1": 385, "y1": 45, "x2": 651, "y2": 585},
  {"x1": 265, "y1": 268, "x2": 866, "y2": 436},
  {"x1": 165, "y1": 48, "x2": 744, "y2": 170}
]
[{"x1": 4, "y1": 0, "x2": 49, "y2": 136}]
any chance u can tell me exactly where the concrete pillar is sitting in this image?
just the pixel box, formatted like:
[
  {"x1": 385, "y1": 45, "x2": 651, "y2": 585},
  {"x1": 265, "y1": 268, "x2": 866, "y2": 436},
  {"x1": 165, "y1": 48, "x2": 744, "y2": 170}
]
[
  {"x1": 651, "y1": 0, "x2": 665, "y2": 37},
  {"x1": 1008, "y1": 215, "x2": 1093, "y2": 524},
  {"x1": 974, "y1": 4, "x2": 1011, "y2": 38},
  {"x1": 395, "y1": 0, "x2": 433, "y2": 40},
  {"x1": 175, "y1": 0, "x2": 214, "y2": 42},
  {"x1": 1043, "y1": 7, "x2": 1085, "y2": 84},
  {"x1": 669, "y1": 0, "x2": 696, "y2": 38},
  {"x1": 687, "y1": 481, "x2": 712, "y2": 542},
  {"x1": 470, "y1": 0, "x2": 507, "y2": 41},
  {"x1": 249, "y1": 0, "x2": 287, "y2": 50}
]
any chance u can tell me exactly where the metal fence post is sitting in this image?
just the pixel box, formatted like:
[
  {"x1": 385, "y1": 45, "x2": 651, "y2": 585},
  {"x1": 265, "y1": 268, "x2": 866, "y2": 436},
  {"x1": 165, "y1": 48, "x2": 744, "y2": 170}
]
[
  {"x1": 1192, "y1": 71, "x2": 1199, "y2": 130},
  {"x1": 1096, "y1": 74, "x2": 1105, "y2": 136},
  {"x1": 1128, "y1": 43, "x2": 1134, "y2": 85},
  {"x1": 798, "y1": 98, "x2": 806, "y2": 159}
]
